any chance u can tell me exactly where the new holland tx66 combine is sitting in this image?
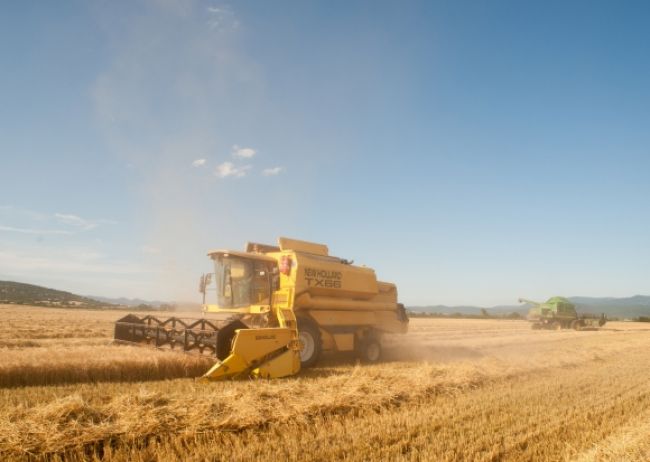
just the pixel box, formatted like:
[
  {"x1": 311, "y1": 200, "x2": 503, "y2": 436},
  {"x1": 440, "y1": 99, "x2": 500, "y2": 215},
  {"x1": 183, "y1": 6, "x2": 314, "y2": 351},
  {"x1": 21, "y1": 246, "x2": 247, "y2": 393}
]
[
  {"x1": 114, "y1": 237, "x2": 409, "y2": 380},
  {"x1": 519, "y1": 296, "x2": 606, "y2": 330}
]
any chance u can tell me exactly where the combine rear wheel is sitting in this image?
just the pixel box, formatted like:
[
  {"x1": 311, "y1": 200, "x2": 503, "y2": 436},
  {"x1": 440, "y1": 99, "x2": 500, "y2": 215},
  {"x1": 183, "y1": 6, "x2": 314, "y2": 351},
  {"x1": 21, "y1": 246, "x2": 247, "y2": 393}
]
[
  {"x1": 357, "y1": 336, "x2": 382, "y2": 363},
  {"x1": 297, "y1": 317, "x2": 322, "y2": 368}
]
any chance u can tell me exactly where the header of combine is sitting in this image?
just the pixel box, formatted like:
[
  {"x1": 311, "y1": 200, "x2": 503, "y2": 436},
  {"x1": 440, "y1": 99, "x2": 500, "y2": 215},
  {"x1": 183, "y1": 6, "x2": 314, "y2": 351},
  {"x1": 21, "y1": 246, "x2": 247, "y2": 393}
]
[{"x1": 115, "y1": 237, "x2": 408, "y2": 381}]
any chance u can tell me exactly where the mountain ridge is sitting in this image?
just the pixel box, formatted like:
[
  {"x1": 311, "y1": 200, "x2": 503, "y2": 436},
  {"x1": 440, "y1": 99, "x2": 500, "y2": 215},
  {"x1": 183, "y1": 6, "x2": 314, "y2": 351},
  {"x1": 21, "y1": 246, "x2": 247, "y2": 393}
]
[
  {"x1": 409, "y1": 295, "x2": 650, "y2": 318},
  {"x1": 2, "y1": 280, "x2": 648, "y2": 318}
]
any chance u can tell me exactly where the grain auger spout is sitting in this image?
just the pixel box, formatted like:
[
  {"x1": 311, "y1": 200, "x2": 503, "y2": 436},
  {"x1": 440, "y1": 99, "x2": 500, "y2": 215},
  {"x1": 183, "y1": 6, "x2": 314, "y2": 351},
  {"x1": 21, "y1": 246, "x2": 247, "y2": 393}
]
[{"x1": 114, "y1": 237, "x2": 409, "y2": 380}]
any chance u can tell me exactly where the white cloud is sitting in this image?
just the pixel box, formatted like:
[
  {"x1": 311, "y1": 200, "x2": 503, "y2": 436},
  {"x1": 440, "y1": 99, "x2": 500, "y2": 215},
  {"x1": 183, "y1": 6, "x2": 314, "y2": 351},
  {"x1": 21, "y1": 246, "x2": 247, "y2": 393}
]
[
  {"x1": 232, "y1": 145, "x2": 256, "y2": 159},
  {"x1": 215, "y1": 161, "x2": 251, "y2": 178},
  {"x1": 191, "y1": 158, "x2": 207, "y2": 167},
  {"x1": 262, "y1": 166, "x2": 284, "y2": 176}
]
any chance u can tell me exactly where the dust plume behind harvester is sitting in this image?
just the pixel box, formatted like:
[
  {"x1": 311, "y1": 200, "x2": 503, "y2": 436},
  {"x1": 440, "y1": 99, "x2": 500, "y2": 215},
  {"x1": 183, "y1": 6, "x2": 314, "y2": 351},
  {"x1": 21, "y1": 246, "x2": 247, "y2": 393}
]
[
  {"x1": 519, "y1": 296, "x2": 606, "y2": 330},
  {"x1": 114, "y1": 237, "x2": 409, "y2": 380}
]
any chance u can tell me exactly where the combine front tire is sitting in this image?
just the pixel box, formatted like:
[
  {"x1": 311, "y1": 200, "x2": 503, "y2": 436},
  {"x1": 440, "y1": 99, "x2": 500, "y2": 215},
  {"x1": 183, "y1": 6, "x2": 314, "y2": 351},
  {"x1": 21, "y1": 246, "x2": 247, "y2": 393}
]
[
  {"x1": 297, "y1": 317, "x2": 322, "y2": 368},
  {"x1": 216, "y1": 319, "x2": 248, "y2": 360}
]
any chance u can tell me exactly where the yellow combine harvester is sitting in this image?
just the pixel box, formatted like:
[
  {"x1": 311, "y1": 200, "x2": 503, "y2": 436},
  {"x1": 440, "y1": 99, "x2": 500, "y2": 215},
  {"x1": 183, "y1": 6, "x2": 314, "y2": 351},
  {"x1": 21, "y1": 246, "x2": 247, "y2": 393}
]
[{"x1": 114, "y1": 237, "x2": 409, "y2": 380}]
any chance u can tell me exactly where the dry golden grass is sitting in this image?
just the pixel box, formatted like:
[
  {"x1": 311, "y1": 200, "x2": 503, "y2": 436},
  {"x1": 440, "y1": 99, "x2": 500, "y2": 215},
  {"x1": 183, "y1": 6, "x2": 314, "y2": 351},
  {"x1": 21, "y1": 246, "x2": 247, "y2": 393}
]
[
  {"x1": 0, "y1": 305, "x2": 213, "y2": 387},
  {"x1": 0, "y1": 305, "x2": 118, "y2": 340},
  {"x1": 0, "y1": 345, "x2": 213, "y2": 387},
  {"x1": 1, "y1": 305, "x2": 650, "y2": 461}
]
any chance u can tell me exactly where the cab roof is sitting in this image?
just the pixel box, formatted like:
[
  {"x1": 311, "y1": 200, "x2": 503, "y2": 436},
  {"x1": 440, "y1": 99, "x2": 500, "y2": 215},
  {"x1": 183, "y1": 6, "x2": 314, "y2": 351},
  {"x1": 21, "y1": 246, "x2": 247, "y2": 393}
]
[{"x1": 207, "y1": 250, "x2": 277, "y2": 263}]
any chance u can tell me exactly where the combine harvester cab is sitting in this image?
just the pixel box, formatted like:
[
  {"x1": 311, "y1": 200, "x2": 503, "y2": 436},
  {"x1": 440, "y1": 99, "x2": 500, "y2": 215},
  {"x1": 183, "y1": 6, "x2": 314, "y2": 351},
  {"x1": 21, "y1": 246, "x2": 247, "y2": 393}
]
[
  {"x1": 114, "y1": 237, "x2": 409, "y2": 380},
  {"x1": 519, "y1": 297, "x2": 606, "y2": 330}
]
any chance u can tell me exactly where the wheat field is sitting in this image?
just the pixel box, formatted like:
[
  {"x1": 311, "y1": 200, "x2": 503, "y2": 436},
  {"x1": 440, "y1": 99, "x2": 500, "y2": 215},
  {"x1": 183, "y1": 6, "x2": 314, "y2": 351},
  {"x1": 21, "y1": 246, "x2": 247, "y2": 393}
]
[{"x1": 1, "y1": 305, "x2": 649, "y2": 461}]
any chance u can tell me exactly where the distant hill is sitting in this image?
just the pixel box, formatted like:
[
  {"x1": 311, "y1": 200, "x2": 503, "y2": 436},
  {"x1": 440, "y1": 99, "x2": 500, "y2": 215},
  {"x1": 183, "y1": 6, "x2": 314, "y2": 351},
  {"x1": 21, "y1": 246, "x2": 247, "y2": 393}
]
[
  {"x1": 570, "y1": 295, "x2": 650, "y2": 318},
  {"x1": 409, "y1": 295, "x2": 650, "y2": 319},
  {"x1": 0, "y1": 281, "x2": 192, "y2": 311},
  {"x1": 0, "y1": 281, "x2": 107, "y2": 307}
]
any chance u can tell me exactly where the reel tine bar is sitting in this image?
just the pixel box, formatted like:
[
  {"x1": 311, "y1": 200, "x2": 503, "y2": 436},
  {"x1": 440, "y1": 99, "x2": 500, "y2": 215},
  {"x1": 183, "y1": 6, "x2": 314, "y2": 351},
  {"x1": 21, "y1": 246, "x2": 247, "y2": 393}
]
[{"x1": 114, "y1": 314, "x2": 223, "y2": 357}]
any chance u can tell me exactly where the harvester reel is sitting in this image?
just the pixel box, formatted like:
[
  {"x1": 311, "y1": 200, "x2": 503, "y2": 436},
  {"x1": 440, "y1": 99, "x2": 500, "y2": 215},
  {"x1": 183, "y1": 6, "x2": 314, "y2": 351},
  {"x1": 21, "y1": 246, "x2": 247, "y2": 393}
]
[{"x1": 113, "y1": 314, "x2": 245, "y2": 358}]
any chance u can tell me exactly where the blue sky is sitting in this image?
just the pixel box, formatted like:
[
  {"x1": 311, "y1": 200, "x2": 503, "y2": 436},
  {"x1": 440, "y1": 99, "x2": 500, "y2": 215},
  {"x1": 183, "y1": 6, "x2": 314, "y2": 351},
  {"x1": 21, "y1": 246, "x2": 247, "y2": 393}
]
[{"x1": 1, "y1": 0, "x2": 649, "y2": 305}]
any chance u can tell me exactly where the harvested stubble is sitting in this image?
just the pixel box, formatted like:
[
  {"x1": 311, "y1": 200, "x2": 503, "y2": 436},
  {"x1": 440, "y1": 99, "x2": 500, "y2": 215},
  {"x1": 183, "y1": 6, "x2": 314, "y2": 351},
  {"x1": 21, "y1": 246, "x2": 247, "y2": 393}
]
[
  {"x1": 2, "y1": 306, "x2": 650, "y2": 461},
  {"x1": 0, "y1": 363, "x2": 486, "y2": 457},
  {"x1": 3, "y1": 344, "x2": 650, "y2": 461}
]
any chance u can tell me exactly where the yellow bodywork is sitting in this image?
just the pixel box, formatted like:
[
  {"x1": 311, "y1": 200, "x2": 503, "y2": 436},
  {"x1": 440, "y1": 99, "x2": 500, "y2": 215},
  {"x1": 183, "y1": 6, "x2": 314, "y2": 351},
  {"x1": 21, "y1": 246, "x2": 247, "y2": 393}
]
[
  {"x1": 200, "y1": 237, "x2": 408, "y2": 380},
  {"x1": 202, "y1": 287, "x2": 301, "y2": 380},
  {"x1": 202, "y1": 328, "x2": 300, "y2": 380}
]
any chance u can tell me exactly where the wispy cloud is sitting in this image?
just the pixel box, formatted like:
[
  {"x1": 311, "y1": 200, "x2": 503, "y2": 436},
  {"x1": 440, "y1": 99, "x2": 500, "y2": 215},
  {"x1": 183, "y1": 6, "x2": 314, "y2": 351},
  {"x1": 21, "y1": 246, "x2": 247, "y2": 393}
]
[
  {"x1": 215, "y1": 161, "x2": 251, "y2": 178},
  {"x1": 141, "y1": 245, "x2": 161, "y2": 255},
  {"x1": 232, "y1": 145, "x2": 256, "y2": 159},
  {"x1": 0, "y1": 248, "x2": 153, "y2": 275},
  {"x1": 262, "y1": 166, "x2": 284, "y2": 176},
  {"x1": 207, "y1": 5, "x2": 239, "y2": 31},
  {"x1": 0, "y1": 225, "x2": 72, "y2": 236},
  {"x1": 0, "y1": 205, "x2": 48, "y2": 221},
  {"x1": 54, "y1": 213, "x2": 116, "y2": 231},
  {"x1": 191, "y1": 158, "x2": 206, "y2": 167},
  {"x1": 0, "y1": 207, "x2": 115, "y2": 236},
  {"x1": 55, "y1": 213, "x2": 98, "y2": 231}
]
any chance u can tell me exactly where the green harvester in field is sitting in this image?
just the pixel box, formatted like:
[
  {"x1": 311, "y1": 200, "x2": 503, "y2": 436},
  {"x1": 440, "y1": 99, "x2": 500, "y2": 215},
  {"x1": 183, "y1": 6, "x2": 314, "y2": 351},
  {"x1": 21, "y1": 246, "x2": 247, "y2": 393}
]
[{"x1": 518, "y1": 296, "x2": 607, "y2": 330}]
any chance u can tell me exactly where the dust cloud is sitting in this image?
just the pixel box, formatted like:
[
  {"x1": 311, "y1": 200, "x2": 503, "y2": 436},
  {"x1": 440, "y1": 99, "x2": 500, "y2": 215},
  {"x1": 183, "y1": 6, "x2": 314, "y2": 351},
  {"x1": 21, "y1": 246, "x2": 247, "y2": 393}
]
[
  {"x1": 92, "y1": 2, "x2": 260, "y2": 302},
  {"x1": 379, "y1": 318, "x2": 643, "y2": 369},
  {"x1": 383, "y1": 334, "x2": 485, "y2": 363}
]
